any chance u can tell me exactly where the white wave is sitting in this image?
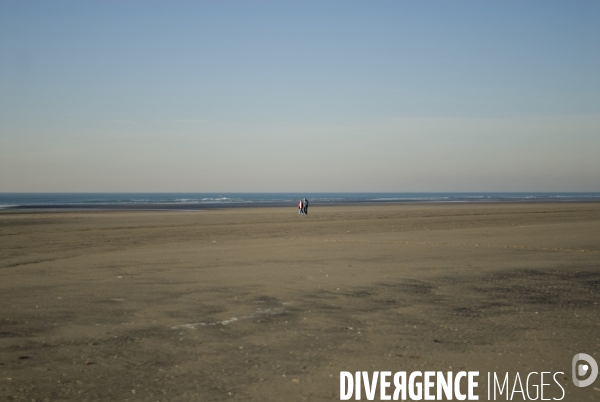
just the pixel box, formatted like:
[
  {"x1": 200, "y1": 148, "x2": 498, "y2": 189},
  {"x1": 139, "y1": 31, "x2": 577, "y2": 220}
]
[{"x1": 201, "y1": 197, "x2": 234, "y2": 201}]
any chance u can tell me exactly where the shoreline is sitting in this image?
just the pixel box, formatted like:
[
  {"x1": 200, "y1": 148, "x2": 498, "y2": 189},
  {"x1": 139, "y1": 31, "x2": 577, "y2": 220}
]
[
  {"x1": 3, "y1": 199, "x2": 600, "y2": 213},
  {"x1": 2, "y1": 192, "x2": 600, "y2": 212}
]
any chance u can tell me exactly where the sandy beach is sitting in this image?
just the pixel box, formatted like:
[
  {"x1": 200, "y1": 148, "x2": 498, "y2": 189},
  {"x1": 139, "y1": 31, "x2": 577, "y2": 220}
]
[{"x1": 1, "y1": 203, "x2": 599, "y2": 401}]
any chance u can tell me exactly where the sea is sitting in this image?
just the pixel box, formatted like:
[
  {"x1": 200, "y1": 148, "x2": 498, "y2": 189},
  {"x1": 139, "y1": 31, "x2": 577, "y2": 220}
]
[{"x1": 1, "y1": 193, "x2": 599, "y2": 211}]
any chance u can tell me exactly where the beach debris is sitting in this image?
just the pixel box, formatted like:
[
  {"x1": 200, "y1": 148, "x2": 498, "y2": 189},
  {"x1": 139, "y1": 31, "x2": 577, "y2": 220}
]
[{"x1": 172, "y1": 308, "x2": 284, "y2": 330}]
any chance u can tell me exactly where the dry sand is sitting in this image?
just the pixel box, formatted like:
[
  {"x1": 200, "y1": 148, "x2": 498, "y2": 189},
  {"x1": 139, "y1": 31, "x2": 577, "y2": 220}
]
[{"x1": 1, "y1": 203, "x2": 599, "y2": 401}]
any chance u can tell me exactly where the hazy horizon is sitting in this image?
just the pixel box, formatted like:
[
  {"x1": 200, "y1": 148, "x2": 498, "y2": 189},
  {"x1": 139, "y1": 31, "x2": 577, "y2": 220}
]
[
  {"x1": 2, "y1": 191, "x2": 600, "y2": 195},
  {"x1": 1, "y1": 1, "x2": 599, "y2": 192}
]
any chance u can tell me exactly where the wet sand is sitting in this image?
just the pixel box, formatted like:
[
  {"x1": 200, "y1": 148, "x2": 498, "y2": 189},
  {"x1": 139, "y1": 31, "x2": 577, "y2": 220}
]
[{"x1": 1, "y1": 203, "x2": 599, "y2": 401}]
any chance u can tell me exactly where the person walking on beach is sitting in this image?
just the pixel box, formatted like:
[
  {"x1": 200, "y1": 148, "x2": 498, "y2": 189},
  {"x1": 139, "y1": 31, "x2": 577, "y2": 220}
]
[
  {"x1": 298, "y1": 199, "x2": 304, "y2": 215},
  {"x1": 303, "y1": 198, "x2": 309, "y2": 215}
]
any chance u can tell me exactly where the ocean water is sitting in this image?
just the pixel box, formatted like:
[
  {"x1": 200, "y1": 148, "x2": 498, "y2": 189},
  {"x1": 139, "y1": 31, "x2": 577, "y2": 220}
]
[{"x1": 1, "y1": 193, "x2": 599, "y2": 210}]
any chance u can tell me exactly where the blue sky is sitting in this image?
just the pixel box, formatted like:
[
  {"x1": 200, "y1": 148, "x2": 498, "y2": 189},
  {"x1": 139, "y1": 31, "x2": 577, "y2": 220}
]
[{"x1": 1, "y1": 1, "x2": 599, "y2": 192}]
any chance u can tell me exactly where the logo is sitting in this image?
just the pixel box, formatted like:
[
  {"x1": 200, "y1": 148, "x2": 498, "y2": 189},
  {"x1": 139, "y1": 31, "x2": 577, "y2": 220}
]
[
  {"x1": 572, "y1": 353, "x2": 598, "y2": 387},
  {"x1": 339, "y1": 354, "x2": 597, "y2": 400}
]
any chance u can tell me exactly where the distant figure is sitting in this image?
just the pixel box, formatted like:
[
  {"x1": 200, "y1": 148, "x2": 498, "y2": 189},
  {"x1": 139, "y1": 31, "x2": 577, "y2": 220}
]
[
  {"x1": 303, "y1": 198, "x2": 309, "y2": 215},
  {"x1": 298, "y1": 199, "x2": 304, "y2": 215}
]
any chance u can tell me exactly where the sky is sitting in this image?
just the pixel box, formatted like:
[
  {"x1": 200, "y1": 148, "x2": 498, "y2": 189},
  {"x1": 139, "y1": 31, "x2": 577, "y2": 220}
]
[{"x1": 1, "y1": 1, "x2": 599, "y2": 192}]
